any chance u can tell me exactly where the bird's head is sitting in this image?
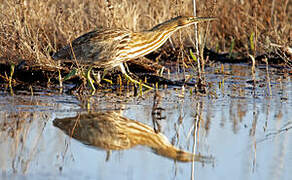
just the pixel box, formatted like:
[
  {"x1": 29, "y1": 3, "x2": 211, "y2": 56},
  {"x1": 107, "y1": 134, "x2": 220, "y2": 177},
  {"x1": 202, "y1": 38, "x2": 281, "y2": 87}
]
[
  {"x1": 175, "y1": 16, "x2": 217, "y2": 27},
  {"x1": 150, "y1": 16, "x2": 217, "y2": 32}
]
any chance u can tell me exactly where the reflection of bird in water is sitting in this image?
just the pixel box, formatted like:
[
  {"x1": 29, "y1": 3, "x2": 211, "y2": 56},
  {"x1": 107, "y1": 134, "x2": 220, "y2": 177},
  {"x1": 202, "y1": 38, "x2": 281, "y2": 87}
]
[
  {"x1": 52, "y1": 16, "x2": 216, "y2": 92},
  {"x1": 53, "y1": 111, "x2": 213, "y2": 163}
]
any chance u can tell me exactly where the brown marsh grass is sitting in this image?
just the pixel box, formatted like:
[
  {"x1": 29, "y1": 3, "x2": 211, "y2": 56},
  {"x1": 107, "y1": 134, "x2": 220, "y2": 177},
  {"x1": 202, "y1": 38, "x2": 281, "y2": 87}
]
[{"x1": 0, "y1": 0, "x2": 291, "y2": 69}]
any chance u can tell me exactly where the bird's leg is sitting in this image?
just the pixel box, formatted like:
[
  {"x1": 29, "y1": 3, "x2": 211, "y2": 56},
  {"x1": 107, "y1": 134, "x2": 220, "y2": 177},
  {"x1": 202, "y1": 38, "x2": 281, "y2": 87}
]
[
  {"x1": 123, "y1": 63, "x2": 140, "y2": 80},
  {"x1": 92, "y1": 70, "x2": 101, "y2": 85},
  {"x1": 119, "y1": 64, "x2": 153, "y2": 89},
  {"x1": 86, "y1": 66, "x2": 96, "y2": 95},
  {"x1": 123, "y1": 63, "x2": 134, "y2": 76},
  {"x1": 105, "y1": 150, "x2": 111, "y2": 161}
]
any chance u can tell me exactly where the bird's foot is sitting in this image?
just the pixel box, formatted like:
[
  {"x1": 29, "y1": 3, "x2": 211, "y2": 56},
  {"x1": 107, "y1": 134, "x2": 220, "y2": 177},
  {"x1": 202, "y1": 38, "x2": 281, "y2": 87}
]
[
  {"x1": 86, "y1": 67, "x2": 96, "y2": 95},
  {"x1": 124, "y1": 73, "x2": 153, "y2": 90}
]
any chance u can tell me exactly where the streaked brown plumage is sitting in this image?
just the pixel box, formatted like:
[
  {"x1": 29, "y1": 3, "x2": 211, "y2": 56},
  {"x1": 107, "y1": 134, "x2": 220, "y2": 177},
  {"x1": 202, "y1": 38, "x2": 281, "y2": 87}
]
[
  {"x1": 53, "y1": 111, "x2": 213, "y2": 163},
  {"x1": 53, "y1": 16, "x2": 215, "y2": 70},
  {"x1": 53, "y1": 16, "x2": 216, "y2": 92}
]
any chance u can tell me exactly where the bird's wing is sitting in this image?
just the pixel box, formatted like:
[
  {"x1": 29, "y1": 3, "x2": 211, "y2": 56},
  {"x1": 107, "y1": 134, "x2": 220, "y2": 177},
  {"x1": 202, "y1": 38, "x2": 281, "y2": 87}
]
[
  {"x1": 52, "y1": 30, "x2": 99, "y2": 60},
  {"x1": 52, "y1": 29, "x2": 132, "y2": 69}
]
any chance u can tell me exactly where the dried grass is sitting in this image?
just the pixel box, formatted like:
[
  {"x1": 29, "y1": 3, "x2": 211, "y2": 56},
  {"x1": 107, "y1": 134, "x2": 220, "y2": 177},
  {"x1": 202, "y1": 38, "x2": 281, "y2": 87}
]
[{"x1": 0, "y1": 0, "x2": 291, "y2": 68}]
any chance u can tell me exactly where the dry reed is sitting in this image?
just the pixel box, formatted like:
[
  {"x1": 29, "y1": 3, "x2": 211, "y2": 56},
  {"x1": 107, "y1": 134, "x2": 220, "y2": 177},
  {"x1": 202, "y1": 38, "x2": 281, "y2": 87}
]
[{"x1": 0, "y1": 0, "x2": 290, "y2": 68}]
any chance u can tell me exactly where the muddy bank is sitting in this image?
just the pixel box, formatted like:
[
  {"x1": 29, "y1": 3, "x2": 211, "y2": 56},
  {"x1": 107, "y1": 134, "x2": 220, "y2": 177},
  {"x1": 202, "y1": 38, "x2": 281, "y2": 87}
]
[{"x1": 1, "y1": 47, "x2": 291, "y2": 95}]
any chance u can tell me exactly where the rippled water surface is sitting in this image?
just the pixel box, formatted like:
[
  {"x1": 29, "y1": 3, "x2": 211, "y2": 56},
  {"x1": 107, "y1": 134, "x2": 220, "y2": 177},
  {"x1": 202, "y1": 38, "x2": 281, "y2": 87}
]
[{"x1": 0, "y1": 64, "x2": 291, "y2": 180}]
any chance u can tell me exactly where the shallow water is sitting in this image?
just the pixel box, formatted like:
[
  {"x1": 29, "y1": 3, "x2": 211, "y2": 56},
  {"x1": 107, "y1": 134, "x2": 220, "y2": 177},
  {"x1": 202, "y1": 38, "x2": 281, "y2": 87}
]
[{"x1": 0, "y1": 64, "x2": 291, "y2": 180}]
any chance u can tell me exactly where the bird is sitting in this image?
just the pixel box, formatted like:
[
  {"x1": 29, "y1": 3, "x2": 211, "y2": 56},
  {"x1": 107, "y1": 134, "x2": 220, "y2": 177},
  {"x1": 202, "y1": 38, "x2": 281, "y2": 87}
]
[
  {"x1": 53, "y1": 111, "x2": 214, "y2": 163},
  {"x1": 52, "y1": 16, "x2": 216, "y2": 93}
]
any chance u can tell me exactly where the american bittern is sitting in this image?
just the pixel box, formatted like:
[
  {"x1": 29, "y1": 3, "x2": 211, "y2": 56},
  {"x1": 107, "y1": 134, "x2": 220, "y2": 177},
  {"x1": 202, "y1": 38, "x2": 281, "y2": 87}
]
[
  {"x1": 53, "y1": 111, "x2": 213, "y2": 163},
  {"x1": 53, "y1": 16, "x2": 216, "y2": 93}
]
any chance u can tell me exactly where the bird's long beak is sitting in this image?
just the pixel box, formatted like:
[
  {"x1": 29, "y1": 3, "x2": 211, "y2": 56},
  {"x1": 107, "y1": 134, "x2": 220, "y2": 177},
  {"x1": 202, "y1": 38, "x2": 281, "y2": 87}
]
[{"x1": 192, "y1": 17, "x2": 218, "y2": 22}]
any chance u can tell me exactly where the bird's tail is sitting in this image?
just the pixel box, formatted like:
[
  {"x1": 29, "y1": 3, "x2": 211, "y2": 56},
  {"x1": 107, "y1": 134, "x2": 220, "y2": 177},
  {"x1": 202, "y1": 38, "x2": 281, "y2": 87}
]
[{"x1": 51, "y1": 45, "x2": 72, "y2": 60}]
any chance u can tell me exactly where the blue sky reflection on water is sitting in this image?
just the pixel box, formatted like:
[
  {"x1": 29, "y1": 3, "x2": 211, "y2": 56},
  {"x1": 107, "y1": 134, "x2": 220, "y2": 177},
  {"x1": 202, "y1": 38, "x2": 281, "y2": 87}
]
[{"x1": 0, "y1": 64, "x2": 291, "y2": 180}]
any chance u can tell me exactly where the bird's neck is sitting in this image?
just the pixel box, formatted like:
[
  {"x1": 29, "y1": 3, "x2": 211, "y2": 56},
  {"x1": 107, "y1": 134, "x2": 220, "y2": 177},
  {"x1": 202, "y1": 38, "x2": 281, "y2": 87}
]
[
  {"x1": 136, "y1": 30, "x2": 175, "y2": 57},
  {"x1": 116, "y1": 23, "x2": 182, "y2": 60}
]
